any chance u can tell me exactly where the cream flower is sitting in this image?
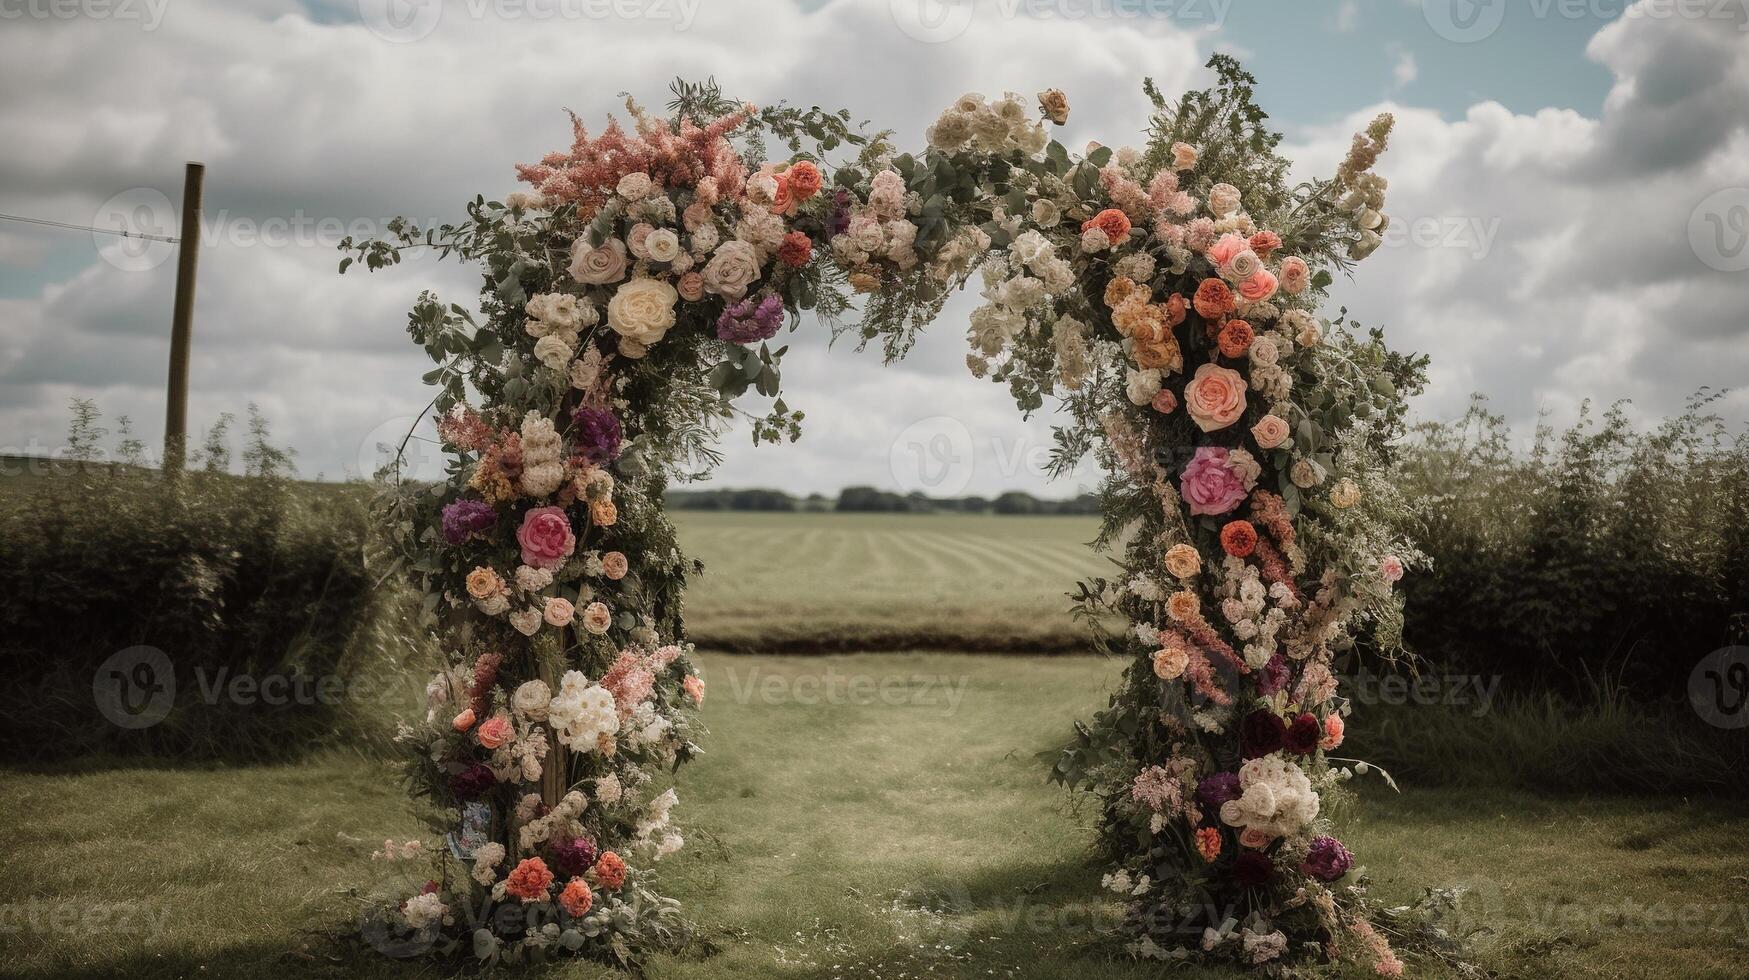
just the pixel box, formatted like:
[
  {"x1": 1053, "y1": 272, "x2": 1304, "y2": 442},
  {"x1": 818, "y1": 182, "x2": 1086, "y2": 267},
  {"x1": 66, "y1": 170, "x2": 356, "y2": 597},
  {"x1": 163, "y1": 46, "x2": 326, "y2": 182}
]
[
  {"x1": 700, "y1": 239, "x2": 761, "y2": 299},
  {"x1": 644, "y1": 228, "x2": 682, "y2": 264},
  {"x1": 606, "y1": 276, "x2": 678, "y2": 346},
  {"x1": 569, "y1": 238, "x2": 628, "y2": 285}
]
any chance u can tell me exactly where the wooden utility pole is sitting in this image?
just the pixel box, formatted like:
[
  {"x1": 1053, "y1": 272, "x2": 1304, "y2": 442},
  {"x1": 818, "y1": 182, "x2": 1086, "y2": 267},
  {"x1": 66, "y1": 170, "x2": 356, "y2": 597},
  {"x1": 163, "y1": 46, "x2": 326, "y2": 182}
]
[{"x1": 163, "y1": 161, "x2": 204, "y2": 472}]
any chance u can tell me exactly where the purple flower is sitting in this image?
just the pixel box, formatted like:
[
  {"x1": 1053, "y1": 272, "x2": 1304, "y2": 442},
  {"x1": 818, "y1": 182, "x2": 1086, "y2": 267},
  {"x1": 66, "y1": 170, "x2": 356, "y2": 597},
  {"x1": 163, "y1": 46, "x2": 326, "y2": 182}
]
[
  {"x1": 1196, "y1": 771, "x2": 1241, "y2": 809},
  {"x1": 441, "y1": 499, "x2": 497, "y2": 546},
  {"x1": 1256, "y1": 653, "x2": 1290, "y2": 697},
  {"x1": 716, "y1": 294, "x2": 784, "y2": 344},
  {"x1": 826, "y1": 188, "x2": 852, "y2": 239},
  {"x1": 550, "y1": 836, "x2": 599, "y2": 877},
  {"x1": 1300, "y1": 836, "x2": 1353, "y2": 882},
  {"x1": 570, "y1": 407, "x2": 623, "y2": 465},
  {"x1": 448, "y1": 763, "x2": 496, "y2": 801},
  {"x1": 1240, "y1": 710, "x2": 1287, "y2": 759}
]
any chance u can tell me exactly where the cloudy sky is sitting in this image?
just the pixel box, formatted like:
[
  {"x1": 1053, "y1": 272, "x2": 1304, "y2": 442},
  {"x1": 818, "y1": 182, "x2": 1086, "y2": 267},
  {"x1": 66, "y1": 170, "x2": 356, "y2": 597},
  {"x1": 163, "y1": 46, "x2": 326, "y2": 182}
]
[{"x1": 2, "y1": 0, "x2": 1746, "y2": 495}]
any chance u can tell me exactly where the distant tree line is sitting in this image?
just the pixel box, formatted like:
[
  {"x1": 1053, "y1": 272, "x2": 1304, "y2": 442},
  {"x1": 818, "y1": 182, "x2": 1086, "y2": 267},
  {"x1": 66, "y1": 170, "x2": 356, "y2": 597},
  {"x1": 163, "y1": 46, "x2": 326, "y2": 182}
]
[{"x1": 664, "y1": 486, "x2": 1100, "y2": 515}]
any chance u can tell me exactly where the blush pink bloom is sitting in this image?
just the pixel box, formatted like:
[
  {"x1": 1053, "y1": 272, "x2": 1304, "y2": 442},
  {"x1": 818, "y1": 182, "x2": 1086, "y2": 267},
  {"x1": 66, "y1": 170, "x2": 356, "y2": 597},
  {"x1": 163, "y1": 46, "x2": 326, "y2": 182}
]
[
  {"x1": 1181, "y1": 447, "x2": 1249, "y2": 517},
  {"x1": 683, "y1": 675, "x2": 705, "y2": 705},
  {"x1": 1251, "y1": 415, "x2": 1291, "y2": 450},
  {"x1": 1239, "y1": 268, "x2": 1279, "y2": 303},
  {"x1": 1380, "y1": 555, "x2": 1405, "y2": 584},
  {"x1": 543, "y1": 596, "x2": 576, "y2": 627},
  {"x1": 517, "y1": 507, "x2": 576, "y2": 571},
  {"x1": 676, "y1": 272, "x2": 705, "y2": 302},
  {"x1": 477, "y1": 713, "x2": 514, "y2": 750},
  {"x1": 1206, "y1": 233, "x2": 1249, "y2": 270}
]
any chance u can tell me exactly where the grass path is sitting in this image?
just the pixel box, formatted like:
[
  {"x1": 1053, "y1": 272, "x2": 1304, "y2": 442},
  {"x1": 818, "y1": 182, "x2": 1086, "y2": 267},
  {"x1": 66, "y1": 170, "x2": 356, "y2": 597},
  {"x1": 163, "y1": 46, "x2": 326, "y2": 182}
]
[{"x1": 2, "y1": 653, "x2": 1745, "y2": 979}]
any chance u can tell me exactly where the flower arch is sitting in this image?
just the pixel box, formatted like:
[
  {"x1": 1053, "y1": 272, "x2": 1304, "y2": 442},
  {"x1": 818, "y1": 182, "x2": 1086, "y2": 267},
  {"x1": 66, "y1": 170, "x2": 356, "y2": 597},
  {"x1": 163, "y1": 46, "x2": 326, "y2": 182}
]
[{"x1": 346, "y1": 57, "x2": 1427, "y2": 972}]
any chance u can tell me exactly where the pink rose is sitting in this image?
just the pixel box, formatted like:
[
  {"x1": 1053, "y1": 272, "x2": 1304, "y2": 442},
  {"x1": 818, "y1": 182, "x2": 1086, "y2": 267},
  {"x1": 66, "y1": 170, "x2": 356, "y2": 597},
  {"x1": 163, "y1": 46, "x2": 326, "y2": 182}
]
[
  {"x1": 683, "y1": 675, "x2": 704, "y2": 705},
  {"x1": 1380, "y1": 555, "x2": 1405, "y2": 584},
  {"x1": 517, "y1": 506, "x2": 576, "y2": 571},
  {"x1": 1279, "y1": 257, "x2": 1310, "y2": 295},
  {"x1": 1205, "y1": 233, "x2": 1249, "y2": 270},
  {"x1": 1151, "y1": 389, "x2": 1178, "y2": 414},
  {"x1": 1180, "y1": 447, "x2": 1249, "y2": 517},
  {"x1": 1251, "y1": 414, "x2": 1290, "y2": 450},
  {"x1": 625, "y1": 223, "x2": 653, "y2": 261},
  {"x1": 1184, "y1": 363, "x2": 1248, "y2": 433},
  {"x1": 1239, "y1": 268, "x2": 1279, "y2": 303}
]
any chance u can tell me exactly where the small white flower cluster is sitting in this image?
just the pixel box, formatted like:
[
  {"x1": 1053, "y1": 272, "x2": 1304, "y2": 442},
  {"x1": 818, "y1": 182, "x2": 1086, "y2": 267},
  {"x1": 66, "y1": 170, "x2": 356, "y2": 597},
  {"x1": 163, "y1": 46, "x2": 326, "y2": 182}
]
[
  {"x1": 471, "y1": 842, "x2": 506, "y2": 886},
  {"x1": 402, "y1": 892, "x2": 451, "y2": 930},
  {"x1": 926, "y1": 92, "x2": 1049, "y2": 155},
  {"x1": 1217, "y1": 557, "x2": 1294, "y2": 669},
  {"x1": 547, "y1": 670, "x2": 619, "y2": 751},
  {"x1": 518, "y1": 789, "x2": 588, "y2": 853}
]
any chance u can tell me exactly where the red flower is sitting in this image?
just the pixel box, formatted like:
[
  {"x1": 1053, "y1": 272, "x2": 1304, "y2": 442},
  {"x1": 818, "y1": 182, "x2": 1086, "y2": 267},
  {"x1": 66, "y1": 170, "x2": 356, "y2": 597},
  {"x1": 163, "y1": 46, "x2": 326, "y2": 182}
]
[
  {"x1": 1081, "y1": 208, "x2": 1132, "y2": 244},
  {"x1": 1285, "y1": 712, "x2": 1322, "y2": 755},
  {"x1": 1220, "y1": 520, "x2": 1259, "y2": 558},
  {"x1": 1193, "y1": 278, "x2": 1235, "y2": 320},
  {"x1": 777, "y1": 230, "x2": 813, "y2": 268}
]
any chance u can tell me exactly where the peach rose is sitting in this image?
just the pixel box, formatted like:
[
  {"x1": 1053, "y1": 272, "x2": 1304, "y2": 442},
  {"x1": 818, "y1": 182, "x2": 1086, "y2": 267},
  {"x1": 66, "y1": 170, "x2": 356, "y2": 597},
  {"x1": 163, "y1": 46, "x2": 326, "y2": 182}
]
[
  {"x1": 1239, "y1": 828, "x2": 1276, "y2": 850},
  {"x1": 1171, "y1": 141, "x2": 1199, "y2": 171},
  {"x1": 785, "y1": 160, "x2": 823, "y2": 200},
  {"x1": 1037, "y1": 88, "x2": 1070, "y2": 125},
  {"x1": 1251, "y1": 415, "x2": 1290, "y2": 450},
  {"x1": 477, "y1": 713, "x2": 514, "y2": 750},
  {"x1": 601, "y1": 551, "x2": 629, "y2": 580},
  {"x1": 1151, "y1": 389, "x2": 1179, "y2": 414},
  {"x1": 1081, "y1": 208, "x2": 1132, "y2": 245},
  {"x1": 1206, "y1": 233, "x2": 1249, "y2": 270},
  {"x1": 452, "y1": 708, "x2": 476, "y2": 733},
  {"x1": 543, "y1": 596, "x2": 575, "y2": 627},
  {"x1": 676, "y1": 271, "x2": 705, "y2": 302},
  {"x1": 559, "y1": 878, "x2": 594, "y2": 917},
  {"x1": 1183, "y1": 363, "x2": 1248, "y2": 433},
  {"x1": 683, "y1": 675, "x2": 705, "y2": 705},
  {"x1": 1152, "y1": 642, "x2": 1189, "y2": 681},
  {"x1": 466, "y1": 566, "x2": 504, "y2": 600},
  {"x1": 582, "y1": 602, "x2": 612, "y2": 635},
  {"x1": 1320, "y1": 714, "x2": 1346, "y2": 751},
  {"x1": 1164, "y1": 543, "x2": 1201, "y2": 580},
  {"x1": 589, "y1": 499, "x2": 618, "y2": 527},
  {"x1": 1166, "y1": 590, "x2": 1200, "y2": 623}
]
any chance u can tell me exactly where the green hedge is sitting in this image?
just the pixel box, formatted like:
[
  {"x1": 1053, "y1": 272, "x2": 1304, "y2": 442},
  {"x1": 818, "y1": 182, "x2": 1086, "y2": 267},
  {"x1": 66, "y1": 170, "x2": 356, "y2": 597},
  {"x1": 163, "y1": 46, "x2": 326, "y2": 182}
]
[
  {"x1": 0, "y1": 463, "x2": 404, "y2": 762},
  {"x1": 1395, "y1": 394, "x2": 1749, "y2": 701}
]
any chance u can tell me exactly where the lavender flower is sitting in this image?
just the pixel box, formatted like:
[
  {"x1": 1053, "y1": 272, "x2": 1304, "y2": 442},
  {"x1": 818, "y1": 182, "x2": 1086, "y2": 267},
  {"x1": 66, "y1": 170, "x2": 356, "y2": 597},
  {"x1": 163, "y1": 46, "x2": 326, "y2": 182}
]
[
  {"x1": 441, "y1": 499, "x2": 497, "y2": 545},
  {"x1": 1300, "y1": 836, "x2": 1353, "y2": 882},
  {"x1": 570, "y1": 407, "x2": 623, "y2": 465},
  {"x1": 716, "y1": 294, "x2": 784, "y2": 344}
]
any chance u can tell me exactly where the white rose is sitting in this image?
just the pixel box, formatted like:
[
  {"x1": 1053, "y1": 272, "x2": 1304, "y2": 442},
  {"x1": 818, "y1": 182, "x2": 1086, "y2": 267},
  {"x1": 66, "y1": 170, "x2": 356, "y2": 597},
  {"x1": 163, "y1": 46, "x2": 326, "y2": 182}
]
[
  {"x1": 700, "y1": 239, "x2": 761, "y2": 300},
  {"x1": 644, "y1": 228, "x2": 681, "y2": 264},
  {"x1": 606, "y1": 276, "x2": 678, "y2": 346},
  {"x1": 1031, "y1": 198, "x2": 1060, "y2": 226}
]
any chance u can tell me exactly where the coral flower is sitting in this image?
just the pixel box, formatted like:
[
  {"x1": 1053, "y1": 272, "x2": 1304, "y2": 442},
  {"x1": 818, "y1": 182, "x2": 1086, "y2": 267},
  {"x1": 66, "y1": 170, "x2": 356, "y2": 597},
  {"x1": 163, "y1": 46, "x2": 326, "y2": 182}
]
[
  {"x1": 1195, "y1": 826, "x2": 1222, "y2": 863},
  {"x1": 784, "y1": 160, "x2": 823, "y2": 200},
  {"x1": 505, "y1": 857, "x2": 554, "y2": 901},
  {"x1": 1081, "y1": 208, "x2": 1132, "y2": 245},
  {"x1": 559, "y1": 877, "x2": 594, "y2": 917},
  {"x1": 1220, "y1": 521, "x2": 1259, "y2": 558},
  {"x1": 591, "y1": 851, "x2": 628, "y2": 890},
  {"x1": 1193, "y1": 278, "x2": 1235, "y2": 320},
  {"x1": 1217, "y1": 319, "x2": 1255, "y2": 359}
]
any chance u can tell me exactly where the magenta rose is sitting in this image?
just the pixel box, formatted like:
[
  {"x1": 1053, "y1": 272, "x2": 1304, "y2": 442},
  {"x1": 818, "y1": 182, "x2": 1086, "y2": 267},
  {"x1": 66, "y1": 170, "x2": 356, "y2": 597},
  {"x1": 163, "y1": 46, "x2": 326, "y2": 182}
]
[
  {"x1": 1180, "y1": 447, "x2": 1248, "y2": 517},
  {"x1": 517, "y1": 506, "x2": 576, "y2": 571}
]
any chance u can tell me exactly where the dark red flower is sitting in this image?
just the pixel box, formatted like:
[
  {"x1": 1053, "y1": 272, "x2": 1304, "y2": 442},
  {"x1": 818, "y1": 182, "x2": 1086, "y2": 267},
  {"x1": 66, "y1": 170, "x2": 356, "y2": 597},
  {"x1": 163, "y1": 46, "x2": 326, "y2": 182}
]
[
  {"x1": 1240, "y1": 710, "x2": 1287, "y2": 759},
  {"x1": 1233, "y1": 851, "x2": 1274, "y2": 888},
  {"x1": 1285, "y1": 712, "x2": 1322, "y2": 755}
]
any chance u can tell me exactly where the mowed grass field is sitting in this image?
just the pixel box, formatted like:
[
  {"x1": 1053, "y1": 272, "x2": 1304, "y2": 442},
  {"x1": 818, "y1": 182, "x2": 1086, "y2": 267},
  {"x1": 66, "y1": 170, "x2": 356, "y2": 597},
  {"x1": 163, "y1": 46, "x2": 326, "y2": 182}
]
[
  {"x1": 4, "y1": 652, "x2": 1746, "y2": 979},
  {"x1": 673, "y1": 512, "x2": 1110, "y2": 651},
  {"x1": 2, "y1": 510, "x2": 1746, "y2": 979}
]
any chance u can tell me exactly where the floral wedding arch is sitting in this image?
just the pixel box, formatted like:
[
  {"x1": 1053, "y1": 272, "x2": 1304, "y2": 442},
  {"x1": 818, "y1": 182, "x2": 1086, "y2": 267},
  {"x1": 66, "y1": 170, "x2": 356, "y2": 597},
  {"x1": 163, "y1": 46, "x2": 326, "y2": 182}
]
[{"x1": 346, "y1": 57, "x2": 1426, "y2": 973}]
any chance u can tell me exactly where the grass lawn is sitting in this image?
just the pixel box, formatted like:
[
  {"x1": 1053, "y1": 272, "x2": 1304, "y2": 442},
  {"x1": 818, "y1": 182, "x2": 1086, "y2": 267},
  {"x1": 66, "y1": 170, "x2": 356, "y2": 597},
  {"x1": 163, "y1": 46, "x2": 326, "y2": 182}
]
[
  {"x1": 673, "y1": 512, "x2": 1108, "y2": 652},
  {"x1": 4, "y1": 652, "x2": 1744, "y2": 979}
]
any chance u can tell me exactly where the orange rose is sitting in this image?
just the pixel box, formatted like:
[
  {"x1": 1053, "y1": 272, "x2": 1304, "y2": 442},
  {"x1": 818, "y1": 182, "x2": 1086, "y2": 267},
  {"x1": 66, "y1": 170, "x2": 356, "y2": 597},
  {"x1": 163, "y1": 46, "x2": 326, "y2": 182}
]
[
  {"x1": 589, "y1": 499, "x2": 618, "y2": 527},
  {"x1": 1104, "y1": 276, "x2": 1142, "y2": 310},
  {"x1": 1132, "y1": 325, "x2": 1183, "y2": 372},
  {"x1": 1164, "y1": 543, "x2": 1201, "y2": 579},
  {"x1": 1183, "y1": 363, "x2": 1247, "y2": 433},
  {"x1": 465, "y1": 566, "x2": 504, "y2": 600},
  {"x1": 559, "y1": 878, "x2": 594, "y2": 917}
]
